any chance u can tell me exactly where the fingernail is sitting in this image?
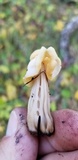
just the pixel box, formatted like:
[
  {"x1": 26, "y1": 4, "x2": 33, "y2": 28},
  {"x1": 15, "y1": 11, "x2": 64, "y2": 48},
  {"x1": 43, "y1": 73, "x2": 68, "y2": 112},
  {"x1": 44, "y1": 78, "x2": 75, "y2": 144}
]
[{"x1": 6, "y1": 111, "x2": 17, "y2": 136}]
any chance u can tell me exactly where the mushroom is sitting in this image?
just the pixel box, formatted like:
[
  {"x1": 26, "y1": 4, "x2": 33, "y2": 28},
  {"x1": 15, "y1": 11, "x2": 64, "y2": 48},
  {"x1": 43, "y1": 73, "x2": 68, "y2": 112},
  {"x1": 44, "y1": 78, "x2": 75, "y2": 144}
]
[{"x1": 23, "y1": 46, "x2": 61, "y2": 136}]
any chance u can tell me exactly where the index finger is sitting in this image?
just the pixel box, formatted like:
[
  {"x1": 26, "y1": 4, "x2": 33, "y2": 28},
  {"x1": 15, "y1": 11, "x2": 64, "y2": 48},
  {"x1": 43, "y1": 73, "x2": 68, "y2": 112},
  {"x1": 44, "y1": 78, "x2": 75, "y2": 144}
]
[{"x1": 38, "y1": 109, "x2": 78, "y2": 157}]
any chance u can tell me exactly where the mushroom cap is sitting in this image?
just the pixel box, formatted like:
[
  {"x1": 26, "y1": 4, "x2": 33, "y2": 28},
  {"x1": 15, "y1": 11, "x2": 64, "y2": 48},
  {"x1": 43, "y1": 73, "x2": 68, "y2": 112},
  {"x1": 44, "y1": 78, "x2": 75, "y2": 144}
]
[{"x1": 23, "y1": 46, "x2": 61, "y2": 86}]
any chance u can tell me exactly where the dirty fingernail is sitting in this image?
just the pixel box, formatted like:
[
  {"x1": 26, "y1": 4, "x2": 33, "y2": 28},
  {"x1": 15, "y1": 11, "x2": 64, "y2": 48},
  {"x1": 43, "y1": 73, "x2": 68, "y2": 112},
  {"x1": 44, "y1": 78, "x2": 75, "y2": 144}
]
[{"x1": 6, "y1": 111, "x2": 17, "y2": 136}]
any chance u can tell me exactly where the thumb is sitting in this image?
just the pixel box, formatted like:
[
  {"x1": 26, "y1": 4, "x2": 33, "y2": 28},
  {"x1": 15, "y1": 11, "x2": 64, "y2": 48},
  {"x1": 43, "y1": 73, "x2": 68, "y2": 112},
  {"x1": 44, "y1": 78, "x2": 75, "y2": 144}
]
[{"x1": 1, "y1": 107, "x2": 38, "y2": 160}]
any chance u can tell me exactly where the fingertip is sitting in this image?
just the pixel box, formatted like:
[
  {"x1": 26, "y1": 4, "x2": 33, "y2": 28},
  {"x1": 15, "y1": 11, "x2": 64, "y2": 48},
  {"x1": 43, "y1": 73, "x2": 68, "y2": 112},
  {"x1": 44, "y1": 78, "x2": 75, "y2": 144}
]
[{"x1": 13, "y1": 107, "x2": 27, "y2": 118}]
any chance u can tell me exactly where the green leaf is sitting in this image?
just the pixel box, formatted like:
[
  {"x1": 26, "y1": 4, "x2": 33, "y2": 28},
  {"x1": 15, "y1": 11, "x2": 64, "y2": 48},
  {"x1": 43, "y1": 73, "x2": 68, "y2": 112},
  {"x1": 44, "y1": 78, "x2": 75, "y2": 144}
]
[
  {"x1": 50, "y1": 102, "x2": 57, "y2": 111},
  {"x1": 61, "y1": 89, "x2": 71, "y2": 98},
  {"x1": 10, "y1": 63, "x2": 20, "y2": 71},
  {"x1": 0, "y1": 65, "x2": 9, "y2": 73},
  {"x1": 0, "y1": 12, "x2": 6, "y2": 18}
]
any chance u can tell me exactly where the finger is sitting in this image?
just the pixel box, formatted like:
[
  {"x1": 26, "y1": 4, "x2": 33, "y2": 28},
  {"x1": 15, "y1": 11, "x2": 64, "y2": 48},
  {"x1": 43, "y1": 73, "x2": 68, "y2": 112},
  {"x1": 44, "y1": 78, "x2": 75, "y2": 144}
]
[
  {"x1": 13, "y1": 107, "x2": 38, "y2": 160},
  {"x1": 40, "y1": 150, "x2": 78, "y2": 160},
  {"x1": 39, "y1": 109, "x2": 78, "y2": 156},
  {"x1": 1, "y1": 107, "x2": 38, "y2": 160}
]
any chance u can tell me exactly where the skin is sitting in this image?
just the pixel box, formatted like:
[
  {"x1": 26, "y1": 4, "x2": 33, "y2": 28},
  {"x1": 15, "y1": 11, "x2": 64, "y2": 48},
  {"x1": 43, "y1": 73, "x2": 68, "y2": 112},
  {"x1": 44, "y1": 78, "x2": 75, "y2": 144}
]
[{"x1": 0, "y1": 108, "x2": 78, "y2": 160}]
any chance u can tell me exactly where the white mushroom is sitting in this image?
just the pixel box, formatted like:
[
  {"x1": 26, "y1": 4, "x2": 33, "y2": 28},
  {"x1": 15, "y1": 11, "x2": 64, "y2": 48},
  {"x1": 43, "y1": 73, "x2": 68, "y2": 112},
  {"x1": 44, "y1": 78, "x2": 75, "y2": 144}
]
[{"x1": 23, "y1": 46, "x2": 61, "y2": 135}]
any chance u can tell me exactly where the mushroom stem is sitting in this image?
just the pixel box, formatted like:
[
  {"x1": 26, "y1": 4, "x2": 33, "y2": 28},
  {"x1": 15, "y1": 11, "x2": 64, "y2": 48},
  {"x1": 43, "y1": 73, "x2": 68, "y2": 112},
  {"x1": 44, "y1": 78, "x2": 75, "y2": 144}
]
[{"x1": 27, "y1": 66, "x2": 54, "y2": 135}]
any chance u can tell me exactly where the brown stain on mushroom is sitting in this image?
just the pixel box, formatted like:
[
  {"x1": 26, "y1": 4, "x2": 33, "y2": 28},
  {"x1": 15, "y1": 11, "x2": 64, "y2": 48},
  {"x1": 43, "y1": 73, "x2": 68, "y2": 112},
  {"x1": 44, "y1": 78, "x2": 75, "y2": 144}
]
[
  {"x1": 37, "y1": 100, "x2": 40, "y2": 108},
  {"x1": 38, "y1": 86, "x2": 41, "y2": 97},
  {"x1": 37, "y1": 110, "x2": 39, "y2": 116},
  {"x1": 31, "y1": 93, "x2": 34, "y2": 98},
  {"x1": 40, "y1": 74, "x2": 41, "y2": 85}
]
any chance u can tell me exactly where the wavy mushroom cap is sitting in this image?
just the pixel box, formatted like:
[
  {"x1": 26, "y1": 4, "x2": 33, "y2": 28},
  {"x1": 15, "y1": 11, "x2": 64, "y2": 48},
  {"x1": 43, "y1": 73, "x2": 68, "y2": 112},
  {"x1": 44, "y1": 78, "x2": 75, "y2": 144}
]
[{"x1": 23, "y1": 46, "x2": 61, "y2": 86}]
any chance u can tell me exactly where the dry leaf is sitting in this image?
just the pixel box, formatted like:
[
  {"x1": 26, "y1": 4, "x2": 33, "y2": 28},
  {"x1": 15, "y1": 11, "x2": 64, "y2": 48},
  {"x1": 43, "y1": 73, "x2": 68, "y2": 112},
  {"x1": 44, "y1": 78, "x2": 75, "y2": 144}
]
[
  {"x1": 6, "y1": 83, "x2": 17, "y2": 100},
  {"x1": 74, "y1": 91, "x2": 78, "y2": 101},
  {"x1": 54, "y1": 20, "x2": 64, "y2": 31}
]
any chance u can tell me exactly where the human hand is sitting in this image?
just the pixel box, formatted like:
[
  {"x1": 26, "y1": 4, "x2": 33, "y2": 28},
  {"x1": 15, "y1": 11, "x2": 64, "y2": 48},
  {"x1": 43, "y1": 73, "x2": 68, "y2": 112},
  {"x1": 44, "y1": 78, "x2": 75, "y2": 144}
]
[
  {"x1": 0, "y1": 108, "x2": 38, "y2": 160},
  {"x1": 39, "y1": 109, "x2": 78, "y2": 160},
  {"x1": 0, "y1": 108, "x2": 78, "y2": 160}
]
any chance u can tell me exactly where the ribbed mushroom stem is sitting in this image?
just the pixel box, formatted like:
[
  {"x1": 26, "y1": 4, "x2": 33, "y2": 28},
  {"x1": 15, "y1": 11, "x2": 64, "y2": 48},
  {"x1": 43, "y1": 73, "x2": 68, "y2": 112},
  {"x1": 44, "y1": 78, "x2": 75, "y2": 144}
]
[{"x1": 27, "y1": 67, "x2": 54, "y2": 135}]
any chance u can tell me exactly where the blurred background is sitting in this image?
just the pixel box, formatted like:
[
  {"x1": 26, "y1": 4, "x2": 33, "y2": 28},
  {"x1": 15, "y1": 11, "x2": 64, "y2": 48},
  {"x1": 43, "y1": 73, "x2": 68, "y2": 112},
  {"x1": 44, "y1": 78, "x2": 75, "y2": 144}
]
[{"x1": 0, "y1": 0, "x2": 78, "y2": 137}]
